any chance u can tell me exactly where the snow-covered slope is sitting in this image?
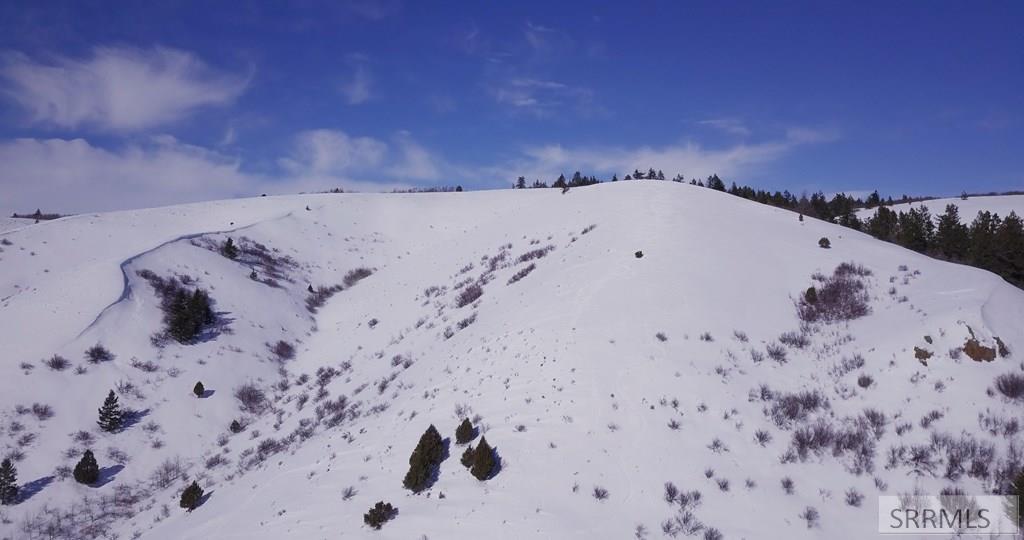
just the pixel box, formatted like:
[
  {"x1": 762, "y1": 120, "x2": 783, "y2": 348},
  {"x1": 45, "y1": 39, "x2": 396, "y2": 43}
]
[
  {"x1": 856, "y1": 194, "x2": 1024, "y2": 221},
  {"x1": 1, "y1": 182, "x2": 1022, "y2": 539}
]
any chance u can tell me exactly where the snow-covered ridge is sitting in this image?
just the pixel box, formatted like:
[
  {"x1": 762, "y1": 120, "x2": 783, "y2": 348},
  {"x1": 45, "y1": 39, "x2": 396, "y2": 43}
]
[{"x1": 1, "y1": 181, "x2": 1022, "y2": 539}]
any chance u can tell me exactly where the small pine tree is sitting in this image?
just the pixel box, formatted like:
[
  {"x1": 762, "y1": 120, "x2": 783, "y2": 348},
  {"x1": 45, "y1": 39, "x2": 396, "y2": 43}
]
[
  {"x1": 97, "y1": 390, "x2": 123, "y2": 432},
  {"x1": 402, "y1": 425, "x2": 444, "y2": 492},
  {"x1": 799, "y1": 213, "x2": 804, "y2": 222},
  {"x1": 471, "y1": 437, "x2": 495, "y2": 481},
  {"x1": 193, "y1": 381, "x2": 205, "y2": 398},
  {"x1": 461, "y1": 445, "x2": 475, "y2": 468},
  {"x1": 229, "y1": 419, "x2": 243, "y2": 433},
  {"x1": 818, "y1": 237, "x2": 831, "y2": 249},
  {"x1": 804, "y1": 287, "x2": 818, "y2": 305},
  {"x1": 220, "y1": 237, "x2": 239, "y2": 259},
  {"x1": 455, "y1": 418, "x2": 475, "y2": 444},
  {"x1": 363, "y1": 501, "x2": 396, "y2": 529},
  {"x1": 0, "y1": 458, "x2": 18, "y2": 505},
  {"x1": 180, "y1": 480, "x2": 204, "y2": 511},
  {"x1": 73, "y1": 450, "x2": 99, "y2": 485}
]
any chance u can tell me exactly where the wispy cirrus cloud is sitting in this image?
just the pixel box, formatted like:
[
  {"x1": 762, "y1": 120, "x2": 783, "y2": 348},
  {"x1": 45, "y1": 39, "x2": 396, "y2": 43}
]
[
  {"x1": 698, "y1": 118, "x2": 752, "y2": 137},
  {"x1": 0, "y1": 46, "x2": 249, "y2": 132},
  {"x1": 490, "y1": 77, "x2": 596, "y2": 117},
  {"x1": 340, "y1": 54, "x2": 373, "y2": 105}
]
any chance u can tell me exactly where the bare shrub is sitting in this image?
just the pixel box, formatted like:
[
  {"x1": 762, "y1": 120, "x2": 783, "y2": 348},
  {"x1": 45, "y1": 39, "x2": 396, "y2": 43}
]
[
  {"x1": 315, "y1": 395, "x2": 352, "y2": 428},
  {"x1": 778, "y1": 330, "x2": 810, "y2": 349},
  {"x1": 781, "y1": 477, "x2": 794, "y2": 494},
  {"x1": 343, "y1": 267, "x2": 374, "y2": 287},
  {"x1": 234, "y1": 383, "x2": 268, "y2": 414},
  {"x1": 149, "y1": 457, "x2": 188, "y2": 489},
  {"x1": 454, "y1": 283, "x2": 483, "y2": 307},
  {"x1": 798, "y1": 263, "x2": 871, "y2": 323},
  {"x1": 749, "y1": 349, "x2": 764, "y2": 363},
  {"x1": 130, "y1": 358, "x2": 160, "y2": 372},
  {"x1": 769, "y1": 390, "x2": 827, "y2": 428},
  {"x1": 754, "y1": 430, "x2": 772, "y2": 446},
  {"x1": 698, "y1": 332, "x2": 713, "y2": 342},
  {"x1": 799, "y1": 506, "x2": 820, "y2": 528},
  {"x1": 456, "y1": 312, "x2": 477, "y2": 330},
  {"x1": 765, "y1": 343, "x2": 787, "y2": 363},
  {"x1": 655, "y1": 332, "x2": 668, "y2": 342},
  {"x1": 269, "y1": 340, "x2": 296, "y2": 361},
  {"x1": 43, "y1": 355, "x2": 71, "y2": 371},
  {"x1": 995, "y1": 373, "x2": 1024, "y2": 400},
  {"x1": 592, "y1": 486, "x2": 609, "y2": 500},
  {"x1": 85, "y1": 344, "x2": 114, "y2": 364},
  {"x1": 516, "y1": 246, "x2": 554, "y2": 263},
  {"x1": 857, "y1": 374, "x2": 874, "y2": 388},
  {"x1": 507, "y1": 263, "x2": 536, "y2": 285},
  {"x1": 306, "y1": 284, "x2": 343, "y2": 313},
  {"x1": 31, "y1": 403, "x2": 54, "y2": 421}
]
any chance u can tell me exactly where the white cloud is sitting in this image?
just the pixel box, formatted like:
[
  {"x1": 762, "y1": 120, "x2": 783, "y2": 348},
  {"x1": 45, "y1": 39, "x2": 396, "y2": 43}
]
[
  {"x1": 480, "y1": 128, "x2": 838, "y2": 184},
  {"x1": 490, "y1": 78, "x2": 595, "y2": 117},
  {"x1": 278, "y1": 129, "x2": 388, "y2": 176},
  {"x1": 0, "y1": 136, "x2": 252, "y2": 214},
  {"x1": 340, "y1": 59, "x2": 373, "y2": 105},
  {"x1": 698, "y1": 118, "x2": 752, "y2": 137},
  {"x1": 0, "y1": 46, "x2": 248, "y2": 131}
]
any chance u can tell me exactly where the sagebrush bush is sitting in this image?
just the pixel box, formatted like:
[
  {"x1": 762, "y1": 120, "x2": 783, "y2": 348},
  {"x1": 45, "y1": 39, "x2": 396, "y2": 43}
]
[
  {"x1": 454, "y1": 283, "x2": 483, "y2": 308},
  {"x1": 43, "y1": 355, "x2": 70, "y2": 371},
  {"x1": 364, "y1": 501, "x2": 396, "y2": 529},
  {"x1": 270, "y1": 340, "x2": 296, "y2": 361},
  {"x1": 234, "y1": 383, "x2": 268, "y2": 414},
  {"x1": 995, "y1": 373, "x2": 1024, "y2": 400},
  {"x1": 797, "y1": 263, "x2": 871, "y2": 323},
  {"x1": 305, "y1": 284, "x2": 343, "y2": 313},
  {"x1": 85, "y1": 344, "x2": 114, "y2": 364},
  {"x1": 769, "y1": 390, "x2": 827, "y2": 427},
  {"x1": 766, "y1": 343, "x2": 787, "y2": 363},
  {"x1": 343, "y1": 267, "x2": 374, "y2": 287}
]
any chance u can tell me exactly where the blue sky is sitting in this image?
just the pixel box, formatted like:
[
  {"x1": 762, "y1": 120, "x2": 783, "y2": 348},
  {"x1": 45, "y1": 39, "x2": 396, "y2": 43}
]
[{"x1": 0, "y1": 1, "x2": 1021, "y2": 213}]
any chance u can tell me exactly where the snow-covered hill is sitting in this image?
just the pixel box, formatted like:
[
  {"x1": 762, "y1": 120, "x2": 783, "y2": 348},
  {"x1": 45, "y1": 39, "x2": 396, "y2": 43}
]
[
  {"x1": 1, "y1": 182, "x2": 1022, "y2": 539},
  {"x1": 855, "y1": 194, "x2": 1024, "y2": 221}
]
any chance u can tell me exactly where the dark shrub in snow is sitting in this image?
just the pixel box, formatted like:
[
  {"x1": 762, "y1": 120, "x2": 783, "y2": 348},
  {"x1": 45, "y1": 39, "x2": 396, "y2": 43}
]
[
  {"x1": 306, "y1": 284, "x2": 343, "y2": 313},
  {"x1": 180, "y1": 481, "x2": 204, "y2": 511},
  {"x1": 995, "y1": 373, "x2": 1024, "y2": 400},
  {"x1": 193, "y1": 381, "x2": 205, "y2": 398},
  {"x1": 0, "y1": 459, "x2": 17, "y2": 505},
  {"x1": 73, "y1": 450, "x2": 99, "y2": 484},
  {"x1": 343, "y1": 267, "x2": 374, "y2": 287},
  {"x1": 363, "y1": 501, "x2": 397, "y2": 529},
  {"x1": 43, "y1": 355, "x2": 70, "y2": 371},
  {"x1": 234, "y1": 383, "x2": 268, "y2": 414},
  {"x1": 454, "y1": 283, "x2": 483, "y2": 308},
  {"x1": 769, "y1": 390, "x2": 827, "y2": 428},
  {"x1": 270, "y1": 340, "x2": 296, "y2": 361},
  {"x1": 797, "y1": 263, "x2": 871, "y2": 323},
  {"x1": 818, "y1": 237, "x2": 831, "y2": 249},
  {"x1": 85, "y1": 344, "x2": 114, "y2": 363}
]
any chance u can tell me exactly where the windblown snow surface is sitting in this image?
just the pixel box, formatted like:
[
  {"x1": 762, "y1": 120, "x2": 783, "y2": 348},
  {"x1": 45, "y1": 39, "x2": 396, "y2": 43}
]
[{"x1": 1, "y1": 182, "x2": 1023, "y2": 539}]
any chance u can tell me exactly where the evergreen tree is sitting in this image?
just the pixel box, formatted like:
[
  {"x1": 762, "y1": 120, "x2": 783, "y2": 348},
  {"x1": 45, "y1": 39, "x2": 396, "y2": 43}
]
[
  {"x1": 180, "y1": 480, "x2": 204, "y2": 511},
  {"x1": 818, "y1": 237, "x2": 831, "y2": 249},
  {"x1": 470, "y1": 437, "x2": 495, "y2": 480},
  {"x1": 455, "y1": 185, "x2": 463, "y2": 192},
  {"x1": 193, "y1": 381, "x2": 205, "y2": 398},
  {"x1": 865, "y1": 190, "x2": 881, "y2": 208},
  {"x1": 934, "y1": 204, "x2": 969, "y2": 260},
  {"x1": 804, "y1": 287, "x2": 817, "y2": 305},
  {"x1": 97, "y1": 390, "x2": 123, "y2": 432},
  {"x1": 168, "y1": 288, "x2": 215, "y2": 343},
  {"x1": 866, "y1": 206, "x2": 898, "y2": 242},
  {"x1": 455, "y1": 418, "x2": 475, "y2": 444},
  {"x1": 656, "y1": 170, "x2": 665, "y2": 180},
  {"x1": 611, "y1": 174, "x2": 618, "y2": 182},
  {"x1": 402, "y1": 425, "x2": 444, "y2": 492},
  {"x1": 647, "y1": 168, "x2": 657, "y2": 180},
  {"x1": 896, "y1": 205, "x2": 934, "y2": 253},
  {"x1": 624, "y1": 174, "x2": 632, "y2": 180},
  {"x1": 229, "y1": 419, "x2": 243, "y2": 433},
  {"x1": 73, "y1": 450, "x2": 99, "y2": 485},
  {"x1": 515, "y1": 176, "x2": 526, "y2": 189},
  {"x1": 220, "y1": 237, "x2": 239, "y2": 259},
  {"x1": 706, "y1": 174, "x2": 726, "y2": 191},
  {"x1": 968, "y1": 210, "x2": 1001, "y2": 270},
  {"x1": 0, "y1": 458, "x2": 18, "y2": 505},
  {"x1": 461, "y1": 445, "x2": 475, "y2": 468},
  {"x1": 995, "y1": 211, "x2": 1024, "y2": 286},
  {"x1": 552, "y1": 174, "x2": 567, "y2": 189}
]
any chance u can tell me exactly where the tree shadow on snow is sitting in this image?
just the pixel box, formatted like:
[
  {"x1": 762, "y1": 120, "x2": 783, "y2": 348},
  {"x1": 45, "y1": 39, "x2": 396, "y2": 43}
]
[
  {"x1": 92, "y1": 464, "x2": 125, "y2": 487},
  {"x1": 120, "y1": 408, "x2": 151, "y2": 431},
  {"x1": 194, "y1": 489, "x2": 214, "y2": 511},
  {"x1": 18, "y1": 475, "x2": 54, "y2": 502},
  {"x1": 200, "y1": 389, "x2": 216, "y2": 398}
]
